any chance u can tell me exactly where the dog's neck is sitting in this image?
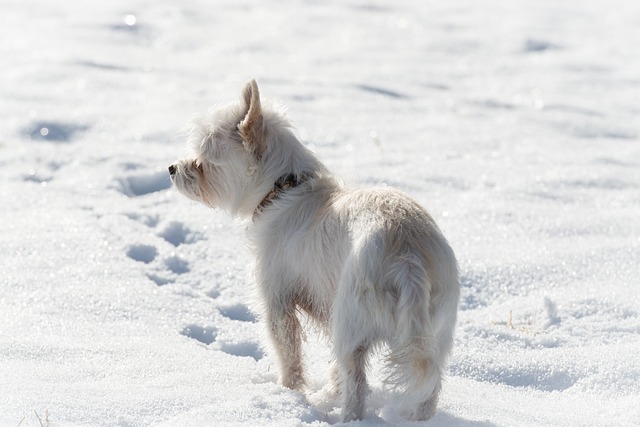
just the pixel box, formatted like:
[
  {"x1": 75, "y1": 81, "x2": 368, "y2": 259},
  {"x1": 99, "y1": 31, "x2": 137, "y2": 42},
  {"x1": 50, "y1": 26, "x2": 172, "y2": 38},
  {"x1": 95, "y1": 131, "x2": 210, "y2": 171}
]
[{"x1": 254, "y1": 173, "x2": 310, "y2": 220}]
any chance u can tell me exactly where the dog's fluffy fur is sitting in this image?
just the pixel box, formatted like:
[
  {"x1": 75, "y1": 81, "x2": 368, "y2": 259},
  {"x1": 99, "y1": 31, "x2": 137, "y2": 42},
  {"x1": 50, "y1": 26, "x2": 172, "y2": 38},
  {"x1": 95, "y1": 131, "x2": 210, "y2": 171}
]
[{"x1": 170, "y1": 80, "x2": 460, "y2": 422}]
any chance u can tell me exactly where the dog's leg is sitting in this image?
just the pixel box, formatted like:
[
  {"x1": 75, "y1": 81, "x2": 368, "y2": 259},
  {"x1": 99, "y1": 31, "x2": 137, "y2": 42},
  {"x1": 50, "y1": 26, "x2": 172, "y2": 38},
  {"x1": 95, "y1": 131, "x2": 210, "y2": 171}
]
[
  {"x1": 336, "y1": 341, "x2": 370, "y2": 422},
  {"x1": 387, "y1": 331, "x2": 442, "y2": 421},
  {"x1": 266, "y1": 302, "x2": 306, "y2": 390},
  {"x1": 332, "y1": 274, "x2": 373, "y2": 420},
  {"x1": 412, "y1": 372, "x2": 441, "y2": 421},
  {"x1": 386, "y1": 254, "x2": 442, "y2": 421},
  {"x1": 328, "y1": 359, "x2": 341, "y2": 396}
]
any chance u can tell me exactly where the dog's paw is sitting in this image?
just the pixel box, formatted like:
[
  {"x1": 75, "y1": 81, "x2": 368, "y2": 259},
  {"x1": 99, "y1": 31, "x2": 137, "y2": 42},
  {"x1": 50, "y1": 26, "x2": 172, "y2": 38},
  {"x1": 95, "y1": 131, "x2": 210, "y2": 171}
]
[
  {"x1": 282, "y1": 370, "x2": 307, "y2": 391},
  {"x1": 341, "y1": 410, "x2": 363, "y2": 423}
]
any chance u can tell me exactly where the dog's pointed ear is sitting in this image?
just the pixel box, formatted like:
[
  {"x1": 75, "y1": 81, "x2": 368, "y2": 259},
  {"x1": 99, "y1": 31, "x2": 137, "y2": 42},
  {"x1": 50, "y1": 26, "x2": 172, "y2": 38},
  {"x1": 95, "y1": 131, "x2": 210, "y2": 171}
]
[{"x1": 238, "y1": 79, "x2": 265, "y2": 159}]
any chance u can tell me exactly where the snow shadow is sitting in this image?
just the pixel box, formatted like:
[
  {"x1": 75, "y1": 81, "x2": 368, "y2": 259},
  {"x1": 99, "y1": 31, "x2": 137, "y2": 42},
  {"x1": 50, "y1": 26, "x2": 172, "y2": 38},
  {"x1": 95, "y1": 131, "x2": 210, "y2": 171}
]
[
  {"x1": 353, "y1": 84, "x2": 409, "y2": 99},
  {"x1": 522, "y1": 38, "x2": 559, "y2": 53},
  {"x1": 74, "y1": 60, "x2": 131, "y2": 72},
  {"x1": 430, "y1": 412, "x2": 497, "y2": 427},
  {"x1": 449, "y1": 361, "x2": 578, "y2": 392},
  {"x1": 458, "y1": 264, "x2": 561, "y2": 311}
]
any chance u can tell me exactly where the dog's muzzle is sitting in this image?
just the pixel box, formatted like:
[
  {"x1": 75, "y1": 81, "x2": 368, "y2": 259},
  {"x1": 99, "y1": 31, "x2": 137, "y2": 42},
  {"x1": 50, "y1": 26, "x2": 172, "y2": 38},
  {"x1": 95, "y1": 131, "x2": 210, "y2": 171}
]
[{"x1": 168, "y1": 164, "x2": 177, "y2": 176}]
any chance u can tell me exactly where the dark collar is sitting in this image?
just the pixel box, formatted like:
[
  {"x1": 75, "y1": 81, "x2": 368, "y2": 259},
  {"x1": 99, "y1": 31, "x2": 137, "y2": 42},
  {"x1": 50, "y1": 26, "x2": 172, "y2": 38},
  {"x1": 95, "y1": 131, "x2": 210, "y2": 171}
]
[{"x1": 254, "y1": 173, "x2": 310, "y2": 219}]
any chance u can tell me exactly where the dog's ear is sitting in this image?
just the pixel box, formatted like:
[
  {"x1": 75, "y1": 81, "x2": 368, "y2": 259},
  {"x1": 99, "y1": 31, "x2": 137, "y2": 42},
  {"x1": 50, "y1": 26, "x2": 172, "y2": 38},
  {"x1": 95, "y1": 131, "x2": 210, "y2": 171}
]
[{"x1": 238, "y1": 79, "x2": 265, "y2": 159}]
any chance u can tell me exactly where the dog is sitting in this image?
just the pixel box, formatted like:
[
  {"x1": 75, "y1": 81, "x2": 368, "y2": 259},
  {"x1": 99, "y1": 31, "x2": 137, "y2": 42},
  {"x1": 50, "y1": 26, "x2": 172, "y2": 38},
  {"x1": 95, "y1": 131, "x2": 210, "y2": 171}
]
[{"x1": 169, "y1": 80, "x2": 460, "y2": 422}]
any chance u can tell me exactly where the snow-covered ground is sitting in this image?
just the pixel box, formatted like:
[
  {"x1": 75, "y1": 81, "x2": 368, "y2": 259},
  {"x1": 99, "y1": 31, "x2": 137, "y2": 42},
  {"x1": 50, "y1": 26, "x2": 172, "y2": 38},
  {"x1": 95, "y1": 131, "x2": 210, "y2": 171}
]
[{"x1": 1, "y1": 0, "x2": 639, "y2": 425}]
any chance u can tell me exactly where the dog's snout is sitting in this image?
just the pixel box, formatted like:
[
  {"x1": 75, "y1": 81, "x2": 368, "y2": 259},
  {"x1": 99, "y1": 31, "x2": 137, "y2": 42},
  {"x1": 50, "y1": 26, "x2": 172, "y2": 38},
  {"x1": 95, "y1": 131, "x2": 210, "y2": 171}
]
[{"x1": 168, "y1": 164, "x2": 176, "y2": 176}]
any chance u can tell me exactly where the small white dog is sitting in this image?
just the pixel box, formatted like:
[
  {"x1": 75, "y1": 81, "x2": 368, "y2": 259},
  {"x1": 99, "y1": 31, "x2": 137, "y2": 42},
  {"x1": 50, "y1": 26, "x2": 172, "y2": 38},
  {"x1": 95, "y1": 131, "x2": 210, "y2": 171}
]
[{"x1": 170, "y1": 80, "x2": 459, "y2": 422}]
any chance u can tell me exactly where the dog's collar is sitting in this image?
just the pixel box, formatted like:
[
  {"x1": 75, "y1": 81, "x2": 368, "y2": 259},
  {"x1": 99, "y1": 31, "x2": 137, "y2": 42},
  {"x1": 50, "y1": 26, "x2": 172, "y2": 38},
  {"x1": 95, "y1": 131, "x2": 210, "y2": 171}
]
[{"x1": 254, "y1": 173, "x2": 310, "y2": 219}]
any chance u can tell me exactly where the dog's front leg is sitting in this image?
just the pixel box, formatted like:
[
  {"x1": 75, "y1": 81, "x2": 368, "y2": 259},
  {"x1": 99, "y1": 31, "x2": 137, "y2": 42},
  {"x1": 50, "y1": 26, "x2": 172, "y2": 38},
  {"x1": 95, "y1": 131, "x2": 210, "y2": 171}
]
[{"x1": 266, "y1": 300, "x2": 306, "y2": 390}]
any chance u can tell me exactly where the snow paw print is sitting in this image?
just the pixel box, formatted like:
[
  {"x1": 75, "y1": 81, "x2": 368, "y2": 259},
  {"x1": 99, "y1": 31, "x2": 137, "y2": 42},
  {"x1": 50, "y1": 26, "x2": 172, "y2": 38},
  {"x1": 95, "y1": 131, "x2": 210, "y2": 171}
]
[
  {"x1": 25, "y1": 120, "x2": 89, "y2": 143},
  {"x1": 218, "y1": 340, "x2": 265, "y2": 361},
  {"x1": 125, "y1": 212, "x2": 160, "y2": 228},
  {"x1": 117, "y1": 170, "x2": 172, "y2": 197},
  {"x1": 181, "y1": 324, "x2": 218, "y2": 345},
  {"x1": 21, "y1": 160, "x2": 66, "y2": 187},
  {"x1": 219, "y1": 303, "x2": 257, "y2": 323},
  {"x1": 123, "y1": 212, "x2": 205, "y2": 286},
  {"x1": 145, "y1": 253, "x2": 191, "y2": 286},
  {"x1": 126, "y1": 213, "x2": 203, "y2": 248},
  {"x1": 157, "y1": 221, "x2": 203, "y2": 247},
  {"x1": 180, "y1": 324, "x2": 263, "y2": 361},
  {"x1": 126, "y1": 244, "x2": 158, "y2": 264},
  {"x1": 216, "y1": 303, "x2": 263, "y2": 360},
  {"x1": 125, "y1": 240, "x2": 190, "y2": 286},
  {"x1": 164, "y1": 254, "x2": 190, "y2": 275}
]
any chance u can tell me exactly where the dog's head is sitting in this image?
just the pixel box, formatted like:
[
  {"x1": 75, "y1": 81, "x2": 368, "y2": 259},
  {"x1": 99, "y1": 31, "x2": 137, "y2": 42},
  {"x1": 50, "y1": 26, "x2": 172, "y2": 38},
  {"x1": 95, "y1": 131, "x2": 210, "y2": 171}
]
[{"x1": 170, "y1": 80, "x2": 319, "y2": 218}]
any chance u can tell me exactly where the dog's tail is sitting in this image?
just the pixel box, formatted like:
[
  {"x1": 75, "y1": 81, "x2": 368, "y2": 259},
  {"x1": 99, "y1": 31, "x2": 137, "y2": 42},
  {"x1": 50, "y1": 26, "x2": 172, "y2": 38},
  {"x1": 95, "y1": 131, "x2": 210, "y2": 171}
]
[{"x1": 384, "y1": 253, "x2": 444, "y2": 420}]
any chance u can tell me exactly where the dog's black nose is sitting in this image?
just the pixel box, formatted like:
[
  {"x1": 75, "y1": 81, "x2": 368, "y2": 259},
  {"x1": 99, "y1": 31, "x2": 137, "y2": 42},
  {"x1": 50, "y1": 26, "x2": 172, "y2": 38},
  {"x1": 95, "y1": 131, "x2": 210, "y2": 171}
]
[{"x1": 168, "y1": 164, "x2": 176, "y2": 176}]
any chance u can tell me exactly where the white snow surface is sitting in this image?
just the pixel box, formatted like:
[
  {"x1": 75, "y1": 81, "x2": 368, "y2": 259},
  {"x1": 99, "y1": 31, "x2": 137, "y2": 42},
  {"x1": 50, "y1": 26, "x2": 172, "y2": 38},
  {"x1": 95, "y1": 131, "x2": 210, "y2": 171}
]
[{"x1": 1, "y1": 0, "x2": 639, "y2": 426}]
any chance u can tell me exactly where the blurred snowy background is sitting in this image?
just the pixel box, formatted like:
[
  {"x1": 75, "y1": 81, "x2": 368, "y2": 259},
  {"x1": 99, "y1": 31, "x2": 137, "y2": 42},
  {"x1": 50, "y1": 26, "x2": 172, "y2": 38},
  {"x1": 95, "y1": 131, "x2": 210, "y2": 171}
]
[{"x1": 1, "y1": 0, "x2": 639, "y2": 425}]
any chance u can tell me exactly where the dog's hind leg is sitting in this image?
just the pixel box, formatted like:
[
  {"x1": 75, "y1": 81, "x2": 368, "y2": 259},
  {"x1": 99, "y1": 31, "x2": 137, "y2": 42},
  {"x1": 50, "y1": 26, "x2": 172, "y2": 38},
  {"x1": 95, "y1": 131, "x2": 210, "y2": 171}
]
[
  {"x1": 387, "y1": 334, "x2": 442, "y2": 421},
  {"x1": 332, "y1": 264, "x2": 375, "y2": 421},
  {"x1": 266, "y1": 301, "x2": 306, "y2": 390},
  {"x1": 386, "y1": 254, "x2": 442, "y2": 421},
  {"x1": 335, "y1": 340, "x2": 371, "y2": 422}
]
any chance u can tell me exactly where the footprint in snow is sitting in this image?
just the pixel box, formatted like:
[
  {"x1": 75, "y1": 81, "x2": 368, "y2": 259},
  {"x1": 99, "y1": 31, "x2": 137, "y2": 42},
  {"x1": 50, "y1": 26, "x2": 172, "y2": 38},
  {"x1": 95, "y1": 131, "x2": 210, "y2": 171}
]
[
  {"x1": 117, "y1": 171, "x2": 171, "y2": 197},
  {"x1": 26, "y1": 121, "x2": 89, "y2": 143},
  {"x1": 125, "y1": 212, "x2": 160, "y2": 228},
  {"x1": 522, "y1": 38, "x2": 559, "y2": 53},
  {"x1": 181, "y1": 325, "x2": 217, "y2": 345},
  {"x1": 158, "y1": 221, "x2": 202, "y2": 247},
  {"x1": 125, "y1": 241, "x2": 190, "y2": 285},
  {"x1": 126, "y1": 244, "x2": 157, "y2": 264},
  {"x1": 23, "y1": 171, "x2": 53, "y2": 185},
  {"x1": 219, "y1": 341, "x2": 265, "y2": 361},
  {"x1": 206, "y1": 289, "x2": 221, "y2": 299},
  {"x1": 21, "y1": 160, "x2": 67, "y2": 185},
  {"x1": 219, "y1": 303, "x2": 257, "y2": 323},
  {"x1": 180, "y1": 325, "x2": 263, "y2": 361},
  {"x1": 164, "y1": 255, "x2": 190, "y2": 275},
  {"x1": 145, "y1": 255, "x2": 190, "y2": 286},
  {"x1": 146, "y1": 273, "x2": 174, "y2": 286},
  {"x1": 180, "y1": 316, "x2": 263, "y2": 360}
]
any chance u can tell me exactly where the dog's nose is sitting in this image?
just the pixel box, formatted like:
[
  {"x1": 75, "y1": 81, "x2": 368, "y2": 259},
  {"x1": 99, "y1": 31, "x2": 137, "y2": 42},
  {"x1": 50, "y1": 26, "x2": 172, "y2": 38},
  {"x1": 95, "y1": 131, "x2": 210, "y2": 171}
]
[{"x1": 168, "y1": 164, "x2": 176, "y2": 176}]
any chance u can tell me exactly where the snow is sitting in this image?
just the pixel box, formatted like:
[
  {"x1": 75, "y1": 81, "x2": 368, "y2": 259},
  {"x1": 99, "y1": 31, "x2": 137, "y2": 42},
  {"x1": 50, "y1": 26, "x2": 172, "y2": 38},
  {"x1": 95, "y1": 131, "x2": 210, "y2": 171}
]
[{"x1": 1, "y1": 0, "x2": 639, "y2": 425}]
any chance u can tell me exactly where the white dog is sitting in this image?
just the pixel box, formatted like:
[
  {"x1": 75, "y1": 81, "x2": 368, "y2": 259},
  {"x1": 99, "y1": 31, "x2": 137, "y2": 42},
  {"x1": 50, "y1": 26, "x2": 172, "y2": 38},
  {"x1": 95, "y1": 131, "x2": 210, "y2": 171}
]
[{"x1": 169, "y1": 80, "x2": 459, "y2": 422}]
